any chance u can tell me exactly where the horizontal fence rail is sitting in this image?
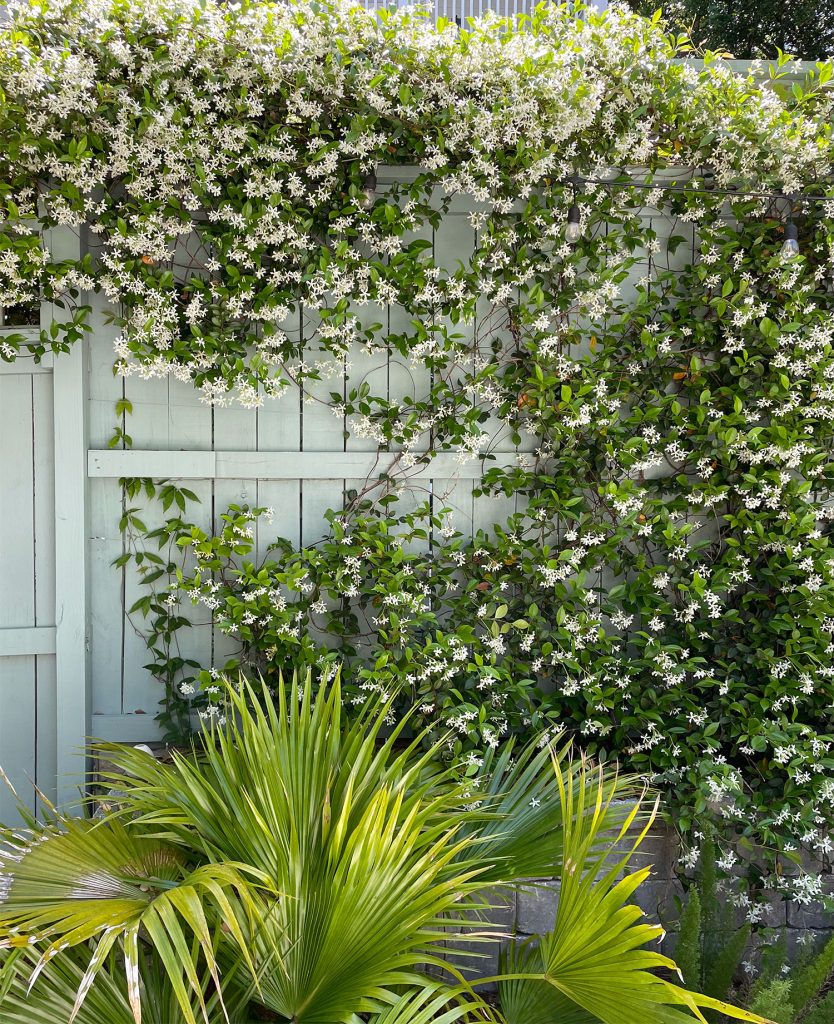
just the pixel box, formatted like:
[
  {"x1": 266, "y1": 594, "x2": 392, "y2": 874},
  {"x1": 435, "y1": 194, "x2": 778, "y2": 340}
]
[
  {"x1": 0, "y1": 627, "x2": 57, "y2": 658},
  {"x1": 88, "y1": 449, "x2": 520, "y2": 480}
]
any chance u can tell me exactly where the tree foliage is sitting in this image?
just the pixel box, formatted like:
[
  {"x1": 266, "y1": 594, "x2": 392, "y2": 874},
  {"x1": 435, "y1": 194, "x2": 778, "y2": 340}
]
[{"x1": 627, "y1": 1, "x2": 834, "y2": 61}]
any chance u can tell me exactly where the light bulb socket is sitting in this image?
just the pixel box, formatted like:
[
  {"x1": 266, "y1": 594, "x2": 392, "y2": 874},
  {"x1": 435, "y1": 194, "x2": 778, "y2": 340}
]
[
  {"x1": 567, "y1": 203, "x2": 581, "y2": 225},
  {"x1": 784, "y1": 221, "x2": 798, "y2": 242}
]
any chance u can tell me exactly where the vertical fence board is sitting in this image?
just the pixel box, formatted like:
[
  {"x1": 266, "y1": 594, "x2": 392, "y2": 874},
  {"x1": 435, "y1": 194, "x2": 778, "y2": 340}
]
[
  {"x1": 89, "y1": 477, "x2": 126, "y2": 719},
  {"x1": 300, "y1": 311, "x2": 346, "y2": 545},
  {"x1": 387, "y1": 217, "x2": 434, "y2": 546},
  {"x1": 431, "y1": 212, "x2": 477, "y2": 546},
  {"x1": 210, "y1": 405, "x2": 260, "y2": 678},
  {"x1": 0, "y1": 376, "x2": 36, "y2": 628},
  {"x1": 34, "y1": 653, "x2": 57, "y2": 811},
  {"x1": 256, "y1": 390, "x2": 302, "y2": 552},
  {"x1": 0, "y1": 374, "x2": 37, "y2": 819},
  {"x1": 53, "y1": 339, "x2": 89, "y2": 806},
  {"x1": 0, "y1": 657, "x2": 36, "y2": 821},
  {"x1": 87, "y1": 313, "x2": 130, "y2": 723},
  {"x1": 33, "y1": 373, "x2": 57, "y2": 809},
  {"x1": 50, "y1": 225, "x2": 89, "y2": 807}
]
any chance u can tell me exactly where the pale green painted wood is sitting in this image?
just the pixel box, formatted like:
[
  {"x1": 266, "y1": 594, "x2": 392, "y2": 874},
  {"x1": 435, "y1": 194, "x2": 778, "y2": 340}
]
[
  {"x1": 0, "y1": 627, "x2": 56, "y2": 656},
  {"x1": 0, "y1": 372, "x2": 38, "y2": 822},
  {"x1": 49, "y1": 227, "x2": 90, "y2": 809},
  {"x1": 32, "y1": 371, "x2": 58, "y2": 812},
  {"x1": 0, "y1": 375, "x2": 36, "y2": 629},
  {"x1": 0, "y1": 657, "x2": 36, "y2": 820},
  {"x1": 87, "y1": 303, "x2": 129, "y2": 721},
  {"x1": 87, "y1": 449, "x2": 518, "y2": 479},
  {"x1": 0, "y1": 366, "x2": 59, "y2": 820}
]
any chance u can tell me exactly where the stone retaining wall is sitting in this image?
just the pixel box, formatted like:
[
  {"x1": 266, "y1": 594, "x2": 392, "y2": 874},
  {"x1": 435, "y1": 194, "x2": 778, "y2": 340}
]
[{"x1": 438, "y1": 825, "x2": 834, "y2": 983}]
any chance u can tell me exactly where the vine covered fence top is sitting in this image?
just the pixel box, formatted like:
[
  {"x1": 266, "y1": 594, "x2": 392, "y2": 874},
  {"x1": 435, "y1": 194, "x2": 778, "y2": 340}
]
[
  {"x1": 1, "y1": 0, "x2": 833, "y2": 395},
  {"x1": 4, "y1": 0, "x2": 834, "y2": 899}
]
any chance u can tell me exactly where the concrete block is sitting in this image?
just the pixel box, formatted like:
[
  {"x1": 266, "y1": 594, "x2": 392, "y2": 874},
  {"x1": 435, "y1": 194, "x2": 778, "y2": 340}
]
[
  {"x1": 438, "y1": 938, "x2": 503, "y2": 986},
  {"x1": 759, "y1": 897, "x2": 787, "y2": 930},
  {"x1": 786, "y1": 928, "x2": 834, "y2": 959},
  {"x1": 786, "y1": 900, "x2": 834, "y2": 930},
  {"x1": 436, "y1": 888, "x2": 516, "y2": 989},
  {"x1": 516, "y1": 881, "x2": 559, "y2": 935},
  {"x1": 634, "y1": 877, "x2": 684, "y2": 924},
  {"x1": 631, "y1": 830, "x2": 680, "y2": 880},
  {"x1": 634, "y1": 878, "x2": 672, "y2": 921},
  {"x1": 660, "y1": 929, "x2": 679, "y2": 961}
]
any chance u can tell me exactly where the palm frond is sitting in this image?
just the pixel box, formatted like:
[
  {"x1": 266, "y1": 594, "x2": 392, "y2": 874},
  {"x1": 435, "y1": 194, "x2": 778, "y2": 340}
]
[
  {"x1": 0, "y1": 942, "x2": 251, "y2": 1024},
  {"x1": 498, "y1": 755, "x2": 772, "y2": 1024},
  {"x1": 499, "y1": 939, "x2": 599, "y2": 1024},
  {"x1": 1, "y1": 672, "x2": 765, "y2": 1024},
  {"x1": 85, "y1": 676, "x2": 495, "y2": 1023},
  {"x1": 0, "y1": 816, "x2": 262, "y2": 1024},
  {"x1": 365, "y1": 983, "x2": 495, "y2": 1024},
  {"x1": 0, "y1": 946, "x2": 135, "y2": 1024},
  {"x1": 455, "y1": 738, "x2": 644, "y2": 883}
]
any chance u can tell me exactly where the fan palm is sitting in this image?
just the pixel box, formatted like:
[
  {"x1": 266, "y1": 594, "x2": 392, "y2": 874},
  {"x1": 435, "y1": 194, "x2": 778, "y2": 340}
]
[
  {"x1": 0, "y1": 673, "x2": 770, "y2": 1024},
  {"x1": 0, "y1": 811, "x2": 261, "y2": 1024},
  {"x1": 497, "y1": 758, "x2": 769, "y2": 1024},
  {"x1": 0, "y1": 943, "x2": 251, "y2": 1024}
]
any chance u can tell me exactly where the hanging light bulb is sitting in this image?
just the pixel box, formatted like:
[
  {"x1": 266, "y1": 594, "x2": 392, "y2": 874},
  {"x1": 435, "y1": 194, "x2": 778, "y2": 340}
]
[
  {"x1": 781, "y1": 220, "x2": 800, "y2": 258},
  {"x1": 565, "y1": 202, "x2": 582, "y2": 244},
  {"x1": 360, "y1": 169, "x2": 377, "y2": 209}
]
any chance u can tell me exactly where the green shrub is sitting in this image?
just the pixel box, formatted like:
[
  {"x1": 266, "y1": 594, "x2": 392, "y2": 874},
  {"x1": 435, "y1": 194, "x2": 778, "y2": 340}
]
[
  {"x1": 668, "y1": 864, "x2": 834, "y2": 1024},
  {"x1": 665, "y1": 834, "x2": 751, "y2": 1011},
  {"x1": 748, "y1": 979, "x2": 794, "y2": 1024},
  {"x1": 676, "y1": 887, "x2": 703, "y2": 991},
  {"x1": 802, "y1": 990, "x2": 834, "y2": 1024},
  {"x1": 789, "y1": 934, "x2": 834, "y2": 1020},
  {"x1": 745, "y1": 936, "x2": 834, "y2": 1024}
]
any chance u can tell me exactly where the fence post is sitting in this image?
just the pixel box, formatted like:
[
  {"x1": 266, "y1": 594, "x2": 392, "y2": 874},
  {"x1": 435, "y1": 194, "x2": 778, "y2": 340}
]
[{"x1": 49, "y1": 226, "x2": 90, "y2": 809}]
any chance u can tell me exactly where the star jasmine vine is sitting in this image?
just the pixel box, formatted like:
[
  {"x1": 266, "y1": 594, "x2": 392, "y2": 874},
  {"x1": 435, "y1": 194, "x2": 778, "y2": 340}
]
[{"x1": 3, "y1": 0, "x2": 834, "y2": 905}]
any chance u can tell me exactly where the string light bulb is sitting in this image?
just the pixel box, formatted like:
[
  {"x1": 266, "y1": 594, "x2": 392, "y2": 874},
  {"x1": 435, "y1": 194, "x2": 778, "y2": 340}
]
[
  {"x1": 361, "y1": 169, "x2": 377, "y2": 209},
  {"x1": 781, "y1": 220, "x2": 800, "y2": 258},
  {"x1": 565, "y1": 202, "x2": 582, "y2": 243}
]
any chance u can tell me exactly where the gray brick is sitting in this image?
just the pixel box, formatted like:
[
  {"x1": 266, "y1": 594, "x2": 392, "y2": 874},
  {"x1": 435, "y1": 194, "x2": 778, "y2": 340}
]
[
  {"x1": 470, "y1": 887, "x2": 517, "y2": 930},
  {"x1": 433, "y1": 819, "x2": 834, "y2": 987},
  {"x1": 634, "y1": 878, "x2": 674, "y2": 921},
  {"x1": 516, "y1": 882, "x2": 559, "y2": 935},
  {"x1": 786, "y1": 900, "x2": 834, "y2": 930},
  {"x1": 436, "y1": 888, "x2": 516, "y2": 989},
  {"x1": 659, "y1": 929, "x2": 679, "y2": 961},
  {"x1": 438, "y1": 938, "x2": 502, "y2": 987},
  {"x1": 760, "y1": 897, "x2": 788, "y2": 929},
  {"x1": 630, "y1": 830, "x2": 680, "y2": 881},
  {"x1": 786, "y1": 928, "x2": 834, "y2": 959}
]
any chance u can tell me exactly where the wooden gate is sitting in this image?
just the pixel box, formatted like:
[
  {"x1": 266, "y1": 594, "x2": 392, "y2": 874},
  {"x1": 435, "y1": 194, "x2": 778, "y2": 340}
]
[{"x1": 0, "y1": 228, "x2": 88, "y2": 821}]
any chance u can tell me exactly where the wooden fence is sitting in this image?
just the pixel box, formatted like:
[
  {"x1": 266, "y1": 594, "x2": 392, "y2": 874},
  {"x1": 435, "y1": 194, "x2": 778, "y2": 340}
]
[{"x1": 0, "y1": 179, "x2": 688, "y2": 823}]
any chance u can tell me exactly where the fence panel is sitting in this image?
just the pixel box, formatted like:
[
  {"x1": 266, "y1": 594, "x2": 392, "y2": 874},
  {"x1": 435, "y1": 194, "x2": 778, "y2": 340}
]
[
  {"x1": 0, "y1": 361, "x2": 57, "y2": 821},
  {"x1": 0, "y1": 177, "x2": 692, "y2": 764}
]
